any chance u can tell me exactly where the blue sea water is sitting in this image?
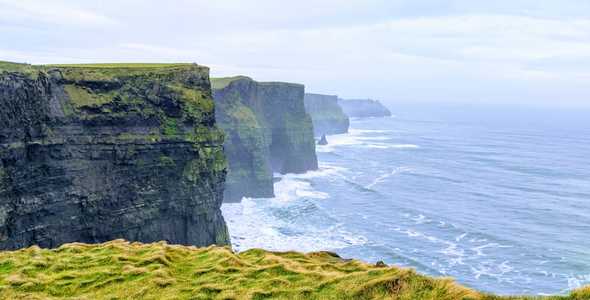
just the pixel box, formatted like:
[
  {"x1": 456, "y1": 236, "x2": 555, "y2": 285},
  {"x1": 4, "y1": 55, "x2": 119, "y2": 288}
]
[{"x1": 221, "y1": 104, "x2": 590, "y2": 295}]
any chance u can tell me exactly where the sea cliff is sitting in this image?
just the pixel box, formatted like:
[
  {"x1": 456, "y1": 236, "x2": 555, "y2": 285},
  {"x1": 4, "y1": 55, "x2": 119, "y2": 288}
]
[
  {"x1": 0, "y1": 62, "x2": 229, "y2": 250},
  {"x1": 212, "y1": 76, "x2": 318, "y2": 202},
  {"x1": 304, "y1": 93, "x2": 349, "y2": 136},
  {"x1": 338, "y1": 98, "x2": 391, "y2": 118}
]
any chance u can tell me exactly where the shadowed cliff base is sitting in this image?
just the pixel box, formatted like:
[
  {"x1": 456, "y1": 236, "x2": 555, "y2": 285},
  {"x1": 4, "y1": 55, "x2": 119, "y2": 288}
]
[
  {"x1": 0, "y1": 62, "x2": 229, "y2": 250},
  {"x1": 212, "y1": 76, "x2": 318, "y2": 203},
  {"x1": 0, "y1": 240, "x2": 587, "y2": 300}
]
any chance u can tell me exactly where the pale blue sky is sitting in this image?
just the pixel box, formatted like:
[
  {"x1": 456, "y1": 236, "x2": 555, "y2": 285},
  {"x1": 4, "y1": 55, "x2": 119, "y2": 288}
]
[{"x1": 1, "y1": 0, "x2": 589, "y2": 107}]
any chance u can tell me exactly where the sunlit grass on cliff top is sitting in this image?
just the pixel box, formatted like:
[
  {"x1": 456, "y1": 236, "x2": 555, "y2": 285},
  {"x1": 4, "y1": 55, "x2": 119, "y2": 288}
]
[
  {"x1": 211, "y1": 76, "x2": 304, "y2": 91},
  {"x1": 45, "y1": 63, "x2": 194, "y2": 68},
  {"x1": 0, "y1": 240, "x2": 588, "y2": 300},
  {"x1": 0, "y1": 61, "x2": 200, "y2": 73},
  {"x1": 211, "y1": 76, "x2": 253, "y2": 90}
]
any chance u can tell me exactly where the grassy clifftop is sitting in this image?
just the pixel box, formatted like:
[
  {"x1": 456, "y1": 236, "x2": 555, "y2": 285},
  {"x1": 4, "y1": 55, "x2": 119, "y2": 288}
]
[{"x1": 0, "y1": 240, "x2": 587, "y2": 300}]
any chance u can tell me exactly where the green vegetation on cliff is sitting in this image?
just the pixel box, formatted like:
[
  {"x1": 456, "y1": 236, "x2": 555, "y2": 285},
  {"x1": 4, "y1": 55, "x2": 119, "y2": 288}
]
[
  {"x1": 212, "y1": 77, "x2": 274, "y2": 202},
  {"x1": 304, "y1": 93, "x2": 350, "y2": 136},
  {"x1": 0, "y1": 240, "x2": 587, "y2": 300},
  {"x1": 0, "y1": 62, "x2": 229, "y2": 250},
  {"x1": 211, "y1": 76, "x2": 251, "y2": 90},
  {"x1": 211, "y1": 76, "x2": 318, "y2": 202}
]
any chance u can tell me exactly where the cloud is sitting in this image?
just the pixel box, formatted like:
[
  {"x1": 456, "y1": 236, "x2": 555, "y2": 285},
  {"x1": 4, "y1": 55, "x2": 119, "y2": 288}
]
[
  {"x1": 0, "y1": 0, "x2": 589, "y2": 107},
  {"x1": 0, "y1": 0, "x2": 118, "y2": 27}
]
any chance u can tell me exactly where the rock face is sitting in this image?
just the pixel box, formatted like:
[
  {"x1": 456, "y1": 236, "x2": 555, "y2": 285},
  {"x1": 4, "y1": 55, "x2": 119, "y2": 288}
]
[
  {"x1": 0, "y1": 62, "x2": 229, "y2": 250},
  {"x1": 304, "y1": 93, "x2": 349, "y2": 136},
  {"x1": 212, "y1": 76, "x2": 318, "y2": 202},
  {"x1": 338, "y1": 98, "x2": 391, "y2": 118}
]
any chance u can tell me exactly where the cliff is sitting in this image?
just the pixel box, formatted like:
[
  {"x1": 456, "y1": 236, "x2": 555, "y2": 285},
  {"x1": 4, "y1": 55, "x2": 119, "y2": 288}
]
[
  {"x1": 212, "y1": 76, "x2": 318, "y2": 202},
  {"x1": 0, "y1": 240, "x2": 588, "y2": 300},
  {"x1": 338, "y1": 98, "x2": 392, "y2": 118},
  {"x1": 304, "y1": 93, "x2": 349, "y2": 136},
  {"x1": 0, "y1": 62, "x2": 229, "y2": 250}
]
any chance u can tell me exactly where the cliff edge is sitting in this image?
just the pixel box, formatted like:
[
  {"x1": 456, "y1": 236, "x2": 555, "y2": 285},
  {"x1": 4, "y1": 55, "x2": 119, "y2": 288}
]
[
  {"x1": 0, "y1": 62, "x2": 229, "y2": 250},
  {"x1": 212, "y1": 76, "x2": 318, "y2": 202},
  {"x1": 338, "y1": 98, "x2": 391, "y2": 118},
  {"x1": 0, "y1": 240, "x2": 587, "y2": 299},
  {"x1": 304, "y1": 93, "x2": 349, "y2": 136}
]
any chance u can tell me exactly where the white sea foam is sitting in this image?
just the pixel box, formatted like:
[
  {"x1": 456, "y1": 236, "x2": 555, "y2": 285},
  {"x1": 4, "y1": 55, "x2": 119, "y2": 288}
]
[
  {"x1": 456, "y1": 233, "x2": 468, "y2": 242},
  {"x1": 568, "y1": 274, "x2": 590, "y2": 290},
  {"x1": 366, "y1": 144, "x2": 420, "y2": 149},
  {"x1": 272, "y1": 177, "x2": 328, "y2": 202},
  {"x1": 366, "y1": 167, "x2": 412, "y2": 189},
  {"x1": 470, "y1": 260, "x2": 516, "y2": 281},
  {"x1": 316, "y1": 129, "x2": 419, "y2": 152},
  {"x1": 222, "y1": 198, "x2": 367, "y2": 252},
  {"x1": 221, "y1": 163, "x2": 366, "y2": 253},
  {"x1": 356, "y1": 136, "x2": 391, "y2": 141}
]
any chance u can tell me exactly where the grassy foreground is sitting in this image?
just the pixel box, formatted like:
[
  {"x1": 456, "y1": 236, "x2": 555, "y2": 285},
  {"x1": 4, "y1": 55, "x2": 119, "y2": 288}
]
[{"x1": 0, "y1": 240, "x2": 587, "y2": 300}]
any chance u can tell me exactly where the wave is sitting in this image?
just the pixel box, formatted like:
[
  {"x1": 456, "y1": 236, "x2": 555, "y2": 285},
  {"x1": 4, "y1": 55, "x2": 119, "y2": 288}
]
[
  {"x1": 366, "y1": 167, "x2": 412, "y2": 189},
  {"x1": 222, "y1": 198, "x2": 367, "y2": 253},
  {"x1": 366, "y1": 144, "x2": 420, "y2": 149},
  {"x1": 316, "y1": 129, "x2": 419, "y2": 152},
  {"x1": 222, "y1": 163, "x2": 366, "y2": 253}
]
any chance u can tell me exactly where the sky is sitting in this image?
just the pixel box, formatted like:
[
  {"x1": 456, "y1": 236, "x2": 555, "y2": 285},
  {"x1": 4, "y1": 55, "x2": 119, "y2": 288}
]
[{"x1": 1, "y1": 0, "x2": 589, "y2": 108}]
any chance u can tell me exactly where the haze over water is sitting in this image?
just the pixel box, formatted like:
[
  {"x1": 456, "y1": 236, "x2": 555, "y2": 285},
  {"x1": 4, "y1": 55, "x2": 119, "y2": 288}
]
[{"x1": 222, "y1": 103, "x2": 590, "y2": 295}]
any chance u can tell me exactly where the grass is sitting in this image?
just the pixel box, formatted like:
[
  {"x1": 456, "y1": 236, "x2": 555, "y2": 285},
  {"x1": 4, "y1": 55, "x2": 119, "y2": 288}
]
[
  {"x1": 211, "y1": 76, "x2": 252, "y2": 90},
  {"x1": 45, "y1": 63, "x2": 194, "y2": 69},
  {"x1": 1, "y1": 61, "x2": 206, "y2": 83},
  {"x1": 63, "y1": 84, "x2": 113, "y2": 108},
  {"x1": 0, "y1": 240, "x2": 587, "y2": 300}
]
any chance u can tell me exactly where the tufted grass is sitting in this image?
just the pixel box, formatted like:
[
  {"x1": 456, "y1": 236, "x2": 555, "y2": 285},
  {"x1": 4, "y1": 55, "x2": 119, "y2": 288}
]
[{"x1": 0, "y1": 240, "x2": 587, "y2": 300}]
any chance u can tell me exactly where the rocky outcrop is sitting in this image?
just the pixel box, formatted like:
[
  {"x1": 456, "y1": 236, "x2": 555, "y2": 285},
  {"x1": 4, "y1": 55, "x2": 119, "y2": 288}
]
[
  {"x1": 212, "y1": 76, "x2": 318, "y2": 202},
  {"x1": 338, "y1": 98, "x2": 391, "y2": 118},
  {"x1": 0, "y1": 62, "x2": 229, "y2": 250},
  {"x1": 304, "y1": 93, "x2": 349, "y2": 136}
]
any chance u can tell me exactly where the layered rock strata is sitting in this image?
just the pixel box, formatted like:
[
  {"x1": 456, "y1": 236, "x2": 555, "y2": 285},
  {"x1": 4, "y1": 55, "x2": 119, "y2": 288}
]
[
  {"x1": 0, "y1": 62, "x2": 229, "y2": 250},
  {"x1": 212, "y1": 76, "x2": 318, "y2": 202},
  {"x1": 304, "y1": 93, "x2": 349, "y2": 136}
]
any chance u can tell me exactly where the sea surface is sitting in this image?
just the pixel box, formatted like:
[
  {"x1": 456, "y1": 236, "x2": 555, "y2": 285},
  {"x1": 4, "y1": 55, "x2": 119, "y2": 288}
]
[{"x1": 222, "y1": 104, "x2": 590, "y2": 295}]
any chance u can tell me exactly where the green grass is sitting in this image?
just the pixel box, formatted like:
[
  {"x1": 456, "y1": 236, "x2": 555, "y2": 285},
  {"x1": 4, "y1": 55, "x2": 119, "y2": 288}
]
[
  {"x1": 46, "y1": 63, "x2": 193, "y2": 69},
  {"x1": 63, "y1": 84, "x2": 113, "y2": 108},
  {"x1": 0, "y1": 61, "x2": 33, "y2": 71},
  {"x1": 1, "y1": 62, "x2": 194, "y2": 75},
  {"x1": 211, "y1": 76, "x2": 252, "y2": 90},
  {"x1": 0, "y1": 240, "x2": 587, "y2": 300},
  {"x1": 1, "y1": 61, "x2": 206, "y2": 83},
  {"x1": 0, "y1": 61, "x2": 40, "y2": 78}
]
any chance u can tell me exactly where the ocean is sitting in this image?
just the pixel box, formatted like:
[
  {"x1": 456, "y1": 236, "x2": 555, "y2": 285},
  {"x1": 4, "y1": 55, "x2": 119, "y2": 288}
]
[{"x1": 221, "y1": 104, "x2": 590, "y2": 295}]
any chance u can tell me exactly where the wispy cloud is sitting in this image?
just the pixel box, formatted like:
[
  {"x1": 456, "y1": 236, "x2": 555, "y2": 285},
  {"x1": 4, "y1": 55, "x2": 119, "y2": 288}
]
[
  {"x1": 0, "y1": 0, "x2": 589, "y2": 107},
  {"x1": 0, "y1": 0, "x2": 118, "y2": 27}
]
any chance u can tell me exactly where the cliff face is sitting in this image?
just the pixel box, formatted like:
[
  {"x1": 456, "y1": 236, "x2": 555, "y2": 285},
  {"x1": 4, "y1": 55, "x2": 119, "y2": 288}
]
[
  {"x1": 304, "y1": 93, "x2": 349, "y2": 136},
  {"x1": 213, "y1": 77, "x2": 318, "y2": 202},
  {"x1": 338, "y1": 98, "x2": 391, "y2": 118},
  {"x1": 211, "y1": 77, "x2": 274, "y2": 203},
  {"x1": 0, "y1": 63, "x2": 229, "y2": 250}
]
